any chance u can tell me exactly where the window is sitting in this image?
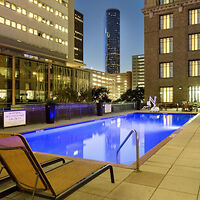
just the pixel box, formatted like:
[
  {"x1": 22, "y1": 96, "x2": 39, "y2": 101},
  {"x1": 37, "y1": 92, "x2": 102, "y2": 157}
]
[
  {"x1": 28, "y1": 28, "x2": 33, "y2": 34},
  {"x1": 189, "y1": 86, "x2": 200, "y2": 102},
  {"x1": 160, "y1": 14, "x2": 173, "y2": 29},
  {"x1": 22, "y1": 25, "x2": 26, "y2": 31},
  {"x1": 17, "y1": 7, "x2": 21, "y2": 13},
  {"x1": 189, "y1": 60, "x2": 200, "y2": 76},
  {"x1": 5, "y1": 19, "x2": 10, "y2": 26},
  {"x1": 0, "y1": 16, "x2": 4, "y2": 24},
  {"x1": 17, "y1": 23, "x2": 21, "y2": 30},
  {"x1": 5, "y1": 2, "x2": 10, "y2": 8},
  {"x1": 11, "y1": 4, "x2": 16, "y2": 11},
  {"x1": 189, "y1": 9, "x2": 200, "y2": 25},
  {"x1": 11, "y1": 21, "x2": 16, "y2": 28},
  {"x1": 33, "y1": 29, "x2": 38, "y2": 35},
  {"x1": 160, "y1": 0, "x2": 173, "y2": 5},
  {"x1": 160, "y1": 62, "x2": 173, "y2": 78},
  {"x1": 189, "y1": 33, "x2": 200, "y2": 51},
  {"x1": 0, "y1": 0, "x2": 4, "y2": 6},
  {"x1": 22, "y1": 9, "x2": 26, "y2": 15},
  {"x1": 38, "y1": 16, "x2": 42, "y2": 22},
  {"x1": 29, "y1": 12, "x2": 33, "y2": 18},
  {"x1": 160, "y1": 87, "x2": 173, "y2": 102},
  {"x1": 160, "y1": 37, "x2": 173, "y2": 54}
]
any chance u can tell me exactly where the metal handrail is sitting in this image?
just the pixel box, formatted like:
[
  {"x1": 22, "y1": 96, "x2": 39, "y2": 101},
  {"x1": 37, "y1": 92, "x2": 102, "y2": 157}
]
[{"x1": 116, "y1": 129, "x2": 140, "y2": 172}]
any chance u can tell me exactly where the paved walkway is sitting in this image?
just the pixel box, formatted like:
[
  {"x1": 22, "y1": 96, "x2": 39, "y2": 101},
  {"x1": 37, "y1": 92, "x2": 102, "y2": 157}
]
[{"x1": 1, "y1": 110, "x2": 200, "y2": 200}]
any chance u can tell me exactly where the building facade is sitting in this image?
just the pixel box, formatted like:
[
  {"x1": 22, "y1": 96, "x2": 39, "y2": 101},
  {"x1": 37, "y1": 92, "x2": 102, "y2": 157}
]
[
  {"x1": 74, "y1": 10, "x2": 83, "y2": 64},
  {"x1": 86, "y1": 68, "x2": 132, "y2": 100},
  {"x1": 132, "y1": 54, "x2": 145, "y2": 89},
  {"x1": 0, "y1": 0, "x2": 90, "y2": 105},
  {"x1": 105, "y1": 8, "x2": 120, "y2": 74},
  {"x1": 115, "y1": 72, "x2": 132, "y2": 100},
  {"x1": 143, "y1": 0, "x2": 200, "y2": 104}
]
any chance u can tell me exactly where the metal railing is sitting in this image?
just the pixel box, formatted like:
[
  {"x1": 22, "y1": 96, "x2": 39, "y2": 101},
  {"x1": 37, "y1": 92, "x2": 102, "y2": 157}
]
[{"x1": 116, "y1": 129, "x2": 140, "y2": 172}]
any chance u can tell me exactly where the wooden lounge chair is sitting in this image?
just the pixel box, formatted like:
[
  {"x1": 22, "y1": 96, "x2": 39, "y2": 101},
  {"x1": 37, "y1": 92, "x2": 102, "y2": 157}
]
[
  {"x1": 0, "y1": 133, "x2": 115, "y2": 199},
  {"x1": 0, "y1": 150, "x2": 65, "y2": 181}
]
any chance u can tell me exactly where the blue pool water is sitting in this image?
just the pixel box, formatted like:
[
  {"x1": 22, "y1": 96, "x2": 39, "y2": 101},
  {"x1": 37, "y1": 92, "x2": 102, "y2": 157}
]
[{"x1": 24, "y1": 113, "x2": 195, "y2": 164}]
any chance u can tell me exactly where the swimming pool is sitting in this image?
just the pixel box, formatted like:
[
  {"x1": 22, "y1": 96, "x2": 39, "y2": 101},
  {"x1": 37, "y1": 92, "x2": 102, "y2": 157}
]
[{"x1": 24, "y1": 113, "x2": 195, "y2": 165}]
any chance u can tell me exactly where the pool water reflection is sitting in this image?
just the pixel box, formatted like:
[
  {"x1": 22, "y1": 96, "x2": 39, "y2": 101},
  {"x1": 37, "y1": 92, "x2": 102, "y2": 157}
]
[{"x1": 24, "y1": 113, "x2": 195, "y2": 164}]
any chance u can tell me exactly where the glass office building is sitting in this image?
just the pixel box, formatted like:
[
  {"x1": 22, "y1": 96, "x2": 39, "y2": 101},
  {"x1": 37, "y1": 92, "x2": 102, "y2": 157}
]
[{"x1": 105, "y1": 9, "x2": 120, "y2": 74}]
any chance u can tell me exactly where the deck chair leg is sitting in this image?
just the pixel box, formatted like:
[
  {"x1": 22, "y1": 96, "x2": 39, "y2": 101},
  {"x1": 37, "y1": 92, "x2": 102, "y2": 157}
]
[
  {"x1": 0, "y1": 166, "x2": 4, "y2": 174},
  {"x1": 32, "y1": 173, "x2": 39, "y2": 200},
  {"x1": 109, "y1": 166, "x2": 115, "y2": 183}
]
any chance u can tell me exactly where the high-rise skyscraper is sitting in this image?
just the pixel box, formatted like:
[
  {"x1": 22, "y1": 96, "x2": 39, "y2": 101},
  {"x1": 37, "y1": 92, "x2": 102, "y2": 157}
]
[
  {"x1": 132, "y1": 54, "x2": 145, "y2": 89},
  {"x1": 105, "y1": 9, "x2": 120, "y2": 74},
  {"x1": 74, "y1": 10, "x2": 83, "y2": 64}
]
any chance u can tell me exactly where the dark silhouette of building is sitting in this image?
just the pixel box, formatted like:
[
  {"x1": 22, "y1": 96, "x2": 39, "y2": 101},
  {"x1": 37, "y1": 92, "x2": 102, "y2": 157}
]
[
  {"x1": 105, "y1": 9, "x2": 120, "y2": 74},
  {"x1": 74, "y1": 10, "x2": 83, "y2": 63}
]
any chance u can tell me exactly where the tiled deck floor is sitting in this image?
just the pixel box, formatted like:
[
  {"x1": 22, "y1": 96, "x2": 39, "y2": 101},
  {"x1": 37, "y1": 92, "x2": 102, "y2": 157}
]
[{"x1": 1, "y1": 110, "x2": 200, "y2": 200}]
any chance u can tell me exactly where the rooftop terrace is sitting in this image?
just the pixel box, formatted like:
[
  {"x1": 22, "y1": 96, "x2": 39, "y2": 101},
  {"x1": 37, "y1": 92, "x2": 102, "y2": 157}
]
[{"x1": 1, "y1": 110, "x2": 200, "y2": 200}]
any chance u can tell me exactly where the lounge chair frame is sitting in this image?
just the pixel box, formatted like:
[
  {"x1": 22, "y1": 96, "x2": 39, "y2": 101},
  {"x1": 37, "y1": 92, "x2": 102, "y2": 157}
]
[{"x1": 0, "y1": 134, "x2": 115, "y2": 200}]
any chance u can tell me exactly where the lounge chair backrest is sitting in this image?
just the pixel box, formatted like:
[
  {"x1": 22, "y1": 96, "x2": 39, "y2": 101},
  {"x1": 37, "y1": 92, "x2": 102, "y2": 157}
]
[{"x1": 0, "y1": 134, "x2": 52, "y2": 193}]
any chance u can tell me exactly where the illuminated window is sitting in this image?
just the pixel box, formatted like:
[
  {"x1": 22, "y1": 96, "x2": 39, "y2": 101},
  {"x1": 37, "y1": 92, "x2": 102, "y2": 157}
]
[
  {"x1": 17, "y1": 7, "x2": 21, "y2": 13},
  {"x1": 160, "y1": 14, "x2": 173, "y2": 29},
  {"x1": 5, "y1": 2, "x2": 10, "y2": 8},
  {"x1": 17, "y1": 23, "x2": 21, "y2": 30},
  {"x1": 55, "y1": 10, "x2": 59, "y2": 16},
  {"x1": 34, "y1": 29, "x2": 38, "y2": 35},
  {"x1": 29, "y1": 0, "x2": 33, "y2": 2},
  {"x1": 11, "y1": 21, "x2": 16, "y2": 28},
  {"x1": 42, "y1": 33, "x2": 46, "y2": 38},
  {"x1": 33, "y1": 0, "x2": 38, "y2": 4},
  {"x1": 22, "y1": 25, "x2": 26, "y2": 31},
  {"x1": 160, "y1": 87, "x2": 173, "y2": 102},
  {"x1": 189, "y1": 9, "x2": 200, "y2": 25},
  {"x1": 55, "y1": 24, "x2": 58, "y2": 29},
  {"x1": 0, "y1": 0, "x2": 4, "y2": 6},
  {"x1": 38, "y1": 2, "x2": 42, "y2": 7},
  {"x1": 29, "y1": 28, "x2": 33, "y2": 34},
  {"x1": 5, "y1": 19, "x2": 10, "y2": 26},
  {"x1": 38, "y1": 16, "x2": 42, "y2": 22},
  {"x1": 189, "y1": 86, "x2": 200, "y2": 102},
  {"x1": 0, "y1": 16, "x2": 4, "y2": 24},
  {"x1": 29, "y1": 12, "x2": 33, "y2": 18},
  {"x1": 33, "y1": 14, "x2": 37, "y2": 20},
  {"x1": 22, "y1": 9, "x2": 26, "y2": 15},
  {"x1": 189, "y1": 60, "x2": 200, "y2": 77},
  {"x1": 46, "y1": 6, "x2": 50, "y2": 11},
  {"x1": 160, "y1": 0, "x2": 173, "y2": 5},
  {"x1": 160, "y1": 62, "x2": 173, "y2": 78},
  {"x1": 11, "y1": 4, "x2": 16, "y2": 11},
  {"x1": 189, "y1": 34, "x2": 200, "y2": 51},
  {"x1": 160, "y1": 37, "x2": 173, "y2": 54}
]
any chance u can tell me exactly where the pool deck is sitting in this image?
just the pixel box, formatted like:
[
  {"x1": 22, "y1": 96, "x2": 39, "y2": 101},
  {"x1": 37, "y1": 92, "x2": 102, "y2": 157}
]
[{"x1": 1, "y1": 109, "x2": 200, "y2": 200}]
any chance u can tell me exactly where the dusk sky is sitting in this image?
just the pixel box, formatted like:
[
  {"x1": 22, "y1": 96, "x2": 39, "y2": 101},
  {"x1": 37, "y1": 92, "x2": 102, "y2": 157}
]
[{"x1": 75, "y1": 0, "x2": 144, "y2": 73}]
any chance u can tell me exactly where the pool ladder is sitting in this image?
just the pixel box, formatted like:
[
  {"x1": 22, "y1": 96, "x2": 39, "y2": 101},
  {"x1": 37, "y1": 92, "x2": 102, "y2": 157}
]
[{"x1": 116, "y1": 129, "x2": 140, "y2": 172}]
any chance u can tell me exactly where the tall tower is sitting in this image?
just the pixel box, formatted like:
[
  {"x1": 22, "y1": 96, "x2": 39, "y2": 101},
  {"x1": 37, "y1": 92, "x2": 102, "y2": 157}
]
[{"x1": 105, "y1": 9, "x2": 120, "y2": 74}]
